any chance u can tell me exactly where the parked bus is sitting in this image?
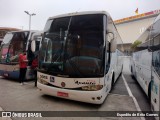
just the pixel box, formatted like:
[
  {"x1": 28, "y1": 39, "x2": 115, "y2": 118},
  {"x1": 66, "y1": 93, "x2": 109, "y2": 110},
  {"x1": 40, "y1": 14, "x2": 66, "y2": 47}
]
[
  {"x1": 37, "y1": 11, "x2": 123, "y2": 104},
  {"x1": 130, "y1": 14, "x2": 160, "y2": 112},
  {"x1": 0, "y1": 31, "x2": 42, "y2": 80}
]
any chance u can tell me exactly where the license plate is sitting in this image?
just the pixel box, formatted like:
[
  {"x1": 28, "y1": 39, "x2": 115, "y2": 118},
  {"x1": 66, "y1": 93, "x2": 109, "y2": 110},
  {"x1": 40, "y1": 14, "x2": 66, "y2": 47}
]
[
  {"x1": 57, "y1": 92, "x2": 68, "y2": 97},
  {"x1": 4, "y1": 73, "x2": 8, "y2": 77}
]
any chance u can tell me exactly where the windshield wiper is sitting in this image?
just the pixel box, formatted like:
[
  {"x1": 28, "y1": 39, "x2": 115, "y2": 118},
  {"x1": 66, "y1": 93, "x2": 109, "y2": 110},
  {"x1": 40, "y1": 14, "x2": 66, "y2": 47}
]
[
  {"x1": 41, "y1": 62, "x2": 63, "y2": 74},
  {"x1": 45, "y1": 32, "x2": 59, "y2": 38}
]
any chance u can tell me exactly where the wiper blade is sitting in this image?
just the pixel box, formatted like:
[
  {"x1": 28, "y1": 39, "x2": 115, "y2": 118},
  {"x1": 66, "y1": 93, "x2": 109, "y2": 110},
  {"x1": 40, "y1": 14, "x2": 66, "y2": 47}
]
[
  {"x1": 44, "y1": 62, "x2": 63, "y2": 73},
  {"x1": 45, "y1": 32, "x2": 60, "y2": 39}
]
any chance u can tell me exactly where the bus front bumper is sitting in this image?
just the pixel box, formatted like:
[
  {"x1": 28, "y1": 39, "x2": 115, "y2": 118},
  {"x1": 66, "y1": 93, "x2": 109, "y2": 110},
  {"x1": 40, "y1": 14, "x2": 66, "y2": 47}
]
[{"x1": 37, "y1": 82, "x2": 106, "y2": 104}]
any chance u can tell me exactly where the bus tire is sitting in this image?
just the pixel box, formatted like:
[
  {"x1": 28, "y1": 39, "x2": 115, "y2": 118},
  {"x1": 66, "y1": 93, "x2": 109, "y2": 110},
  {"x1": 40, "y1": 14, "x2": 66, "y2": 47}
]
[{"x1": 148, "y1": 82, "x2": 152, "y2": 104}]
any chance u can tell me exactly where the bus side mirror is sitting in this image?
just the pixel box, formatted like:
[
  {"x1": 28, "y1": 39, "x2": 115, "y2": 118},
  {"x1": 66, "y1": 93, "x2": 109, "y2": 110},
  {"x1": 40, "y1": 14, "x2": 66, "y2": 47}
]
[
  {"x1": 106, "y1": 29, "x2": 114, "y2": 42},
  {"x1": 110, "y1": 38, "x2": 117, "y2": 52},
  {"x1": 31, "y1": 40, "x2": 36, "y2": 52},
  {"x1": 106, "y1": 30, "x2": 116, "y2": 52}
]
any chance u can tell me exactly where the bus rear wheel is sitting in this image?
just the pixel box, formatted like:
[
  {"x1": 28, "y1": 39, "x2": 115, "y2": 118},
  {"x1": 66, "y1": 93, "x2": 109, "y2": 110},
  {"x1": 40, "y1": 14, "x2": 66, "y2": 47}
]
[{"x1": 148, "y1": 82, "x2": 152, "y2": 104}]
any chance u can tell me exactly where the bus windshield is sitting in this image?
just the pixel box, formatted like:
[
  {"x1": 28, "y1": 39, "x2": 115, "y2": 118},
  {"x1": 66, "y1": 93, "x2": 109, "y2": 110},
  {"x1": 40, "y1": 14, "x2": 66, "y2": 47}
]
[
  {"x1": 0, "y1": 33, "x2": 13, "y2": 62},
  {"x1": 3, "y1": 33, "x2": 13, "y2": 44},
  {"x1": 0, "y1": 32, "x2": 29, "y2": 63},
  {"x1": 39, "y1": 14, "x2": 105, "y2": 77}
]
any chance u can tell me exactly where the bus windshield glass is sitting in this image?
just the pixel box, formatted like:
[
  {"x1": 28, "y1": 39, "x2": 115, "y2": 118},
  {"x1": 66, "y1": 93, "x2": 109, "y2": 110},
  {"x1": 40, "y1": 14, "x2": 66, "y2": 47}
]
[
  {"x1": 3, "y1": 33, "x2": 13, "y2": 44},
  {"x1": 39, "y1": 14, "x2": 105, "y2": 77},
  {"x1": 0, "y1": 33, "x2": 13, "y2": 62},
  {"x1": 0, "y1": 32, "x2": 29, "y2": 63}
]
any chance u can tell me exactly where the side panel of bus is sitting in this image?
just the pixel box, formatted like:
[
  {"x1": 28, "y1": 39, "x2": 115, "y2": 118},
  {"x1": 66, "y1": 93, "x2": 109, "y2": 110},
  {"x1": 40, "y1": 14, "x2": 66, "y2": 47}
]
[
  {"x1": 151, "y1": 35, "x2": 160, "y2": 112},
  {"x1": 133, "y1": 50, "x2": 152, "y2": 95},
  {"x1": 131, "y1": 14, "x2": 160, "y2": 115},
  {"x1": 106, "y1": 16, "x2": 123, "y2": 85},
  {"x1": 151, "y1": 68, "x2": 159, "y2": 111}
]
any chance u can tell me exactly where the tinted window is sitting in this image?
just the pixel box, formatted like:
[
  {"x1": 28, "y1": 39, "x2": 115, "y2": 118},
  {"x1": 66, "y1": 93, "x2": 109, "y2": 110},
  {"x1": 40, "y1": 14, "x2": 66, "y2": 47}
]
[
  {"x1": 49, "y1": 17, "x2": 70, "y2": 33},
  {"x1": 44, "y1": 19, "x2": 53, "y2": 32},
  {"x1": 69, "y1": 14, "x2": 103, "y2": 31},
  {"x1": 8, "y1": 32, "x2": 29, "y2": 62}
]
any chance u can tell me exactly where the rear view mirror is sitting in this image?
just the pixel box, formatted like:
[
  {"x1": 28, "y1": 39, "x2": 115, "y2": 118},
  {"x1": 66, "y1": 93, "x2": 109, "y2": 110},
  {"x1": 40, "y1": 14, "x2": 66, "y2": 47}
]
[
  {"x1": 107, "y1": 32, "x2": 114, "y2": 42},
  {"x1": 77, "y1": 35, "x2": 81, "y2": 48},
  {"x1": 106, "y1": 31, "x2": 117, "y2": 52},
  {"x1": 31, "y1": 40, "x2": 36, "y2": 52},
  {"x1": 68, "y1": 34, "x2": 81, "y2": 48}
]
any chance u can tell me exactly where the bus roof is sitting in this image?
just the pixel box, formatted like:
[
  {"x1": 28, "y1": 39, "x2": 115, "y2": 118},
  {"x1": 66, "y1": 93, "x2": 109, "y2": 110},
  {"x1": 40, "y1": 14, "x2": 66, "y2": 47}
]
[
  {"x1": 154, "y1": 13, "x2": 160, "y2": 23},
  {"x1": 48, "y1": 11, "x2": 110, "y2": 20},
  {"x1": 0, "y1": 27, "x2": 20, "y2": 31}
]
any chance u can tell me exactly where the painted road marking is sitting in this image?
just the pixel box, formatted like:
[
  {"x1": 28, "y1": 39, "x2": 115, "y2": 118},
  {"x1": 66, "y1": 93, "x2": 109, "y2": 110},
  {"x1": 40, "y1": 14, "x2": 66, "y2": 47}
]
[{"x1": 122, "y1": 74, "x2": 145, "y2": 120}]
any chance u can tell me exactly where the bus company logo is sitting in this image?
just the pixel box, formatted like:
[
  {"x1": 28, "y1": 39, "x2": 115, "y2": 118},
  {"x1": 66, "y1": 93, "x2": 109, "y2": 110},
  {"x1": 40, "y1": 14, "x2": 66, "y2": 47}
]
[
  {"x1": 50, "y1": 76, "x2": 55, "y2": 82},
  {"x1": 40, "y1": 74, "x2": 48, "y2": 79},
  {"x1": 74, "y1": 80, "x2": 96, "y2": 85}
]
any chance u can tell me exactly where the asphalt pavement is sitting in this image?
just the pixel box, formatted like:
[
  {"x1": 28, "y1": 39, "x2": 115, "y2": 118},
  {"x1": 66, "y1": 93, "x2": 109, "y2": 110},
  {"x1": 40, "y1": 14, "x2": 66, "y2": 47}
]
[{"x1": 0, "y1": 56, "x2": 156, "y2": 120}]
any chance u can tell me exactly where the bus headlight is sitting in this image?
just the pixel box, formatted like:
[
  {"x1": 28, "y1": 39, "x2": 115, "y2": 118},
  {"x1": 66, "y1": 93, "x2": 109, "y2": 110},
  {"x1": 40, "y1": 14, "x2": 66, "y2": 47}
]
[
  {"x1": 38, "y1": 78, "x2": 48, "y2": 85},
  {"x1": 82, "y1": 85, "x2": 103, "y2": 91}
]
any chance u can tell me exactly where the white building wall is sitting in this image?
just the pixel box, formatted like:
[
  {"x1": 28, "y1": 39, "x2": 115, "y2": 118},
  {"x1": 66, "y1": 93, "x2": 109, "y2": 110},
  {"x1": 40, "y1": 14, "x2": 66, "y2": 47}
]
[{"x1": 115, "y1": 17, "x2": 156, "y2": 44}]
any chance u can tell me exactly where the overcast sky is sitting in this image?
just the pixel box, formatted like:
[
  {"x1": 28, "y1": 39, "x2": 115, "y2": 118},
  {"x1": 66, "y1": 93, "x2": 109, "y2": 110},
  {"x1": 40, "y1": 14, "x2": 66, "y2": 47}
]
[{"x1": 0, "y1": 0, "x2": 160, "y2": 30}]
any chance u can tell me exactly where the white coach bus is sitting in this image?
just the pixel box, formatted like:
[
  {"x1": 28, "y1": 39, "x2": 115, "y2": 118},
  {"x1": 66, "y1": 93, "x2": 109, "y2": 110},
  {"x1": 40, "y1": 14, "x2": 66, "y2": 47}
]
[
  {"x1": 37, "y1": 11, "x2": 123, "y2": 104},
  {"x1": 131, "y1": 14, "x2": 160, "y2": 112}
]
